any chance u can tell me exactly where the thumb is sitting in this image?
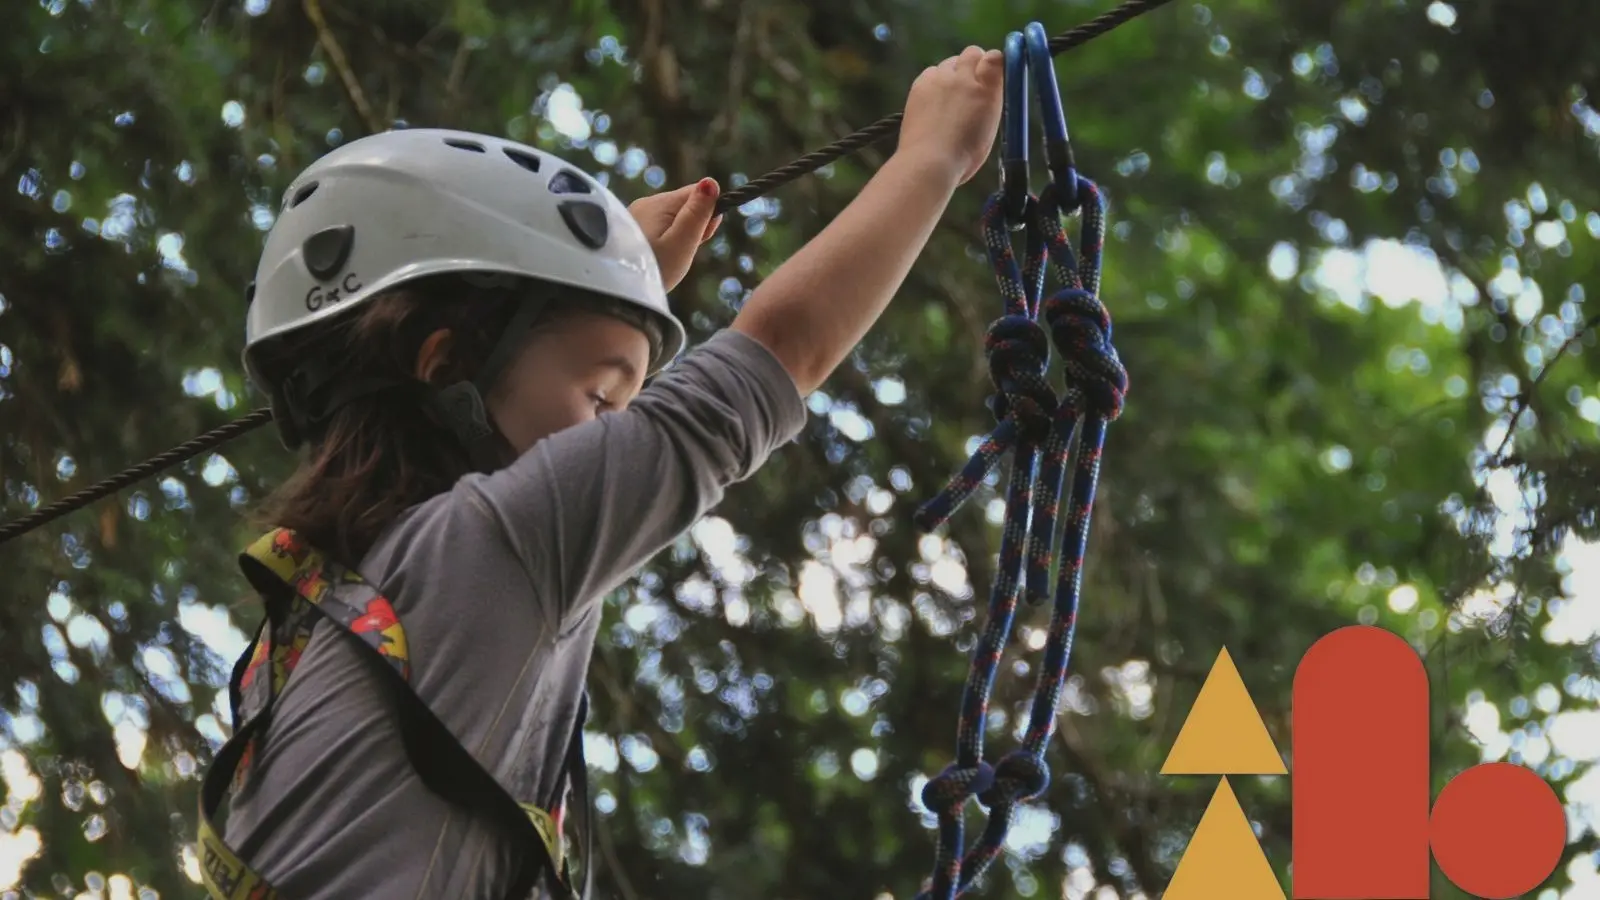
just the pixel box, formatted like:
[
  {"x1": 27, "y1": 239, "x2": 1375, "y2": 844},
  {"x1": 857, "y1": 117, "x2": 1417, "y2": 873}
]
[{"x1": 658, "y1": 178, "x2": 720, "y2": 250}]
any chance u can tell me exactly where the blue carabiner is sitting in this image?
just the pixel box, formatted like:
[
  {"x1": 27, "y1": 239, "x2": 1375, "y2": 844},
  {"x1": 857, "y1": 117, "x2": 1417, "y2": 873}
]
[
  {"x1": 1000, "y1": 31, "x2": 1030, "y2": 225},
  {"x1": 1023, "y1": 22, "x2": 1079, "y2": 211}
]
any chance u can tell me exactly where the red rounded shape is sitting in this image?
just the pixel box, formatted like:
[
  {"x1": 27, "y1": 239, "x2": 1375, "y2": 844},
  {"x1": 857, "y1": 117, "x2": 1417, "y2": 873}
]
[
  {"x1": 1292, "y1": 625, "x2": 1431, "y2": 898},
  {"x1": 1430, "y1": 762, "x2": 1565, "y2": 899}
]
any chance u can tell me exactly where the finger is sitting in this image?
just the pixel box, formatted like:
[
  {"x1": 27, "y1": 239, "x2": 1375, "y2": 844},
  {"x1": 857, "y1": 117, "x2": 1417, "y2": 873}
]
[
  {"x1": 659, "y1": 177, "x2": 720, "y2": 249},
  {"x1": 976, "y1": 48, "x2": 1003, "y2": 82},
  {"x1": 699, "y1": 214, "x2": 724, "y2": 244},
  {"x1": 645, "y1": 182, "x2": 697, "y2": 213},
  {"x1": 938, "y1": 53, "x2": 961, "y2": 73},
  {"x1": 957, "y1": 44, "x2": 983, "y2": 72}
]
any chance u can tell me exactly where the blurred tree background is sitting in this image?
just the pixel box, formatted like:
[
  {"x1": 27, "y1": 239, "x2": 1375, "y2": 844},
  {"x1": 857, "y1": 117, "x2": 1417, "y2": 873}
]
[{"x1": 4, "y1": 0, "x2": 1600, "y2": 897}]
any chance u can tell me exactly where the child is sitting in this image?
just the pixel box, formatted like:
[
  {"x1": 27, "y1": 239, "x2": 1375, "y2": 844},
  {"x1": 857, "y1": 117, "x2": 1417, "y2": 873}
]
[{"x1": 202, "y1": 46, "x2": 1003, "y2": 900}]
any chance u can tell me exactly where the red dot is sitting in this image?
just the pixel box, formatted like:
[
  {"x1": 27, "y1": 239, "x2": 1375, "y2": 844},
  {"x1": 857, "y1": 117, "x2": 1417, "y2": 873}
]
[{"x1": 1430, "y1": 762, "x2": 1566, "y2": 899}]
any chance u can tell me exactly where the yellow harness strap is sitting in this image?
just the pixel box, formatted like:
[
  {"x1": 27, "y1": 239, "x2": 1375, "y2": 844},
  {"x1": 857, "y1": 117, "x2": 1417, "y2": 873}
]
[{"x1": 196, "y1": 529, "x2": 574, "y2": 900}]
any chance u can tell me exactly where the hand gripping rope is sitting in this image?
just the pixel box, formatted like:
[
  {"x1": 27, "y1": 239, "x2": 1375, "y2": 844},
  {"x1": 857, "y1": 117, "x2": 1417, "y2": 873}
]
[
  {"x1": 0, "y1": 0, "x2": 1173, "y2": 548},
  {"x1": 911, "y1": 22, "x2": 1126, "y2": 900}
]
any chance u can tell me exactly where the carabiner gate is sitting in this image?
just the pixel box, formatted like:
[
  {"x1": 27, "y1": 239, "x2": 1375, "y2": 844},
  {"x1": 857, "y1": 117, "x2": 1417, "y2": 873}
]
[
  {"x1": 1023, "y1": 22, "x2": 1079, "y2": 212},
  {"x1": 1000, "y1": 30, "x2": 1030, "y2": 226}
]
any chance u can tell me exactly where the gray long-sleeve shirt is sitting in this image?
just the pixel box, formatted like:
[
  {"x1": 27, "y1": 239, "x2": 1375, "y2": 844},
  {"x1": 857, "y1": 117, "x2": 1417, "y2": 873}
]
[{"x1": 222, "y1": 329, "x2": 807, "y2": 898}]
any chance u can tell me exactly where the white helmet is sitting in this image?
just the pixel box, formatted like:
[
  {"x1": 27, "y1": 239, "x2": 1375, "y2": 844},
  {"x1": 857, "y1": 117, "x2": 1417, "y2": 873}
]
[{"x1": 241, "y1": 128, "x2": 686, "y2": 456}]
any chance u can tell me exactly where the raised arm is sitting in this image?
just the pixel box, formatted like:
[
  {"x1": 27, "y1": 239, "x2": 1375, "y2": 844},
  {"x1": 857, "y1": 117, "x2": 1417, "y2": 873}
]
[
  {"x1": 467, "y1": 47, "x2": 1001, "y2": 621},
  {"x1": 465, "y1": 328, "x2": 806, "y2": 621},
  {"x1": 732, "y1": 45, "x2": 1003, "y2": 394}
]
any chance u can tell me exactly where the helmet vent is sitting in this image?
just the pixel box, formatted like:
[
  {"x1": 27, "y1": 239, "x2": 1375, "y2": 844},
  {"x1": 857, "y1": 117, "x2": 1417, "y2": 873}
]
[
  {"x1": 303, "y1": 226, "x2": 355, "y2": 280},
  {"x1": 444, "y1": 138, "x2": 486, "y2": 153},
  {"x1": 288, "y1": 182, "x2": 319, "y2": 209},
  {"x1": 503, "y1": 147, "x2": 542, "y2": 173},
  {"x1": 548, "y1": 169, "x2": 592, "y2": 195},
  {"x1": 557, "y1": 200, "x2": 608, "y2": 249}
]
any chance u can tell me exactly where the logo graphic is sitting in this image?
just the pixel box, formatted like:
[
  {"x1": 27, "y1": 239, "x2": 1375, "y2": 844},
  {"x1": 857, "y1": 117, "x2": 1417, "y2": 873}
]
[{"x1": 1159, "y1": 625, "x2": 1566, "y2": 899}]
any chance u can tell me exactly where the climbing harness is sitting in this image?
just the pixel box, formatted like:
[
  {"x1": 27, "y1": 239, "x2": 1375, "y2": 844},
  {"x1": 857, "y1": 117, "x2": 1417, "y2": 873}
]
[
  {"x1": 912, "y1": 22, "x2": 1126, "y2": 900},
  {"x1": 0, "y1": 0, "x2": 1174, "y2": 549},
  {"x1": 195, "y1": 529, "x2": 594, "y2": 900}
]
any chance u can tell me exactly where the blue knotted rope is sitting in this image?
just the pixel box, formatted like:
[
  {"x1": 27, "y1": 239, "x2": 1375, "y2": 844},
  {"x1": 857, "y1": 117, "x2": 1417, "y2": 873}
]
[
  {"x1": 911, "y1": 190, "x2": 1050, "y2": 900},
  {"x1": 911, "y1": 22, "x2": 1126, "y2": 899}
]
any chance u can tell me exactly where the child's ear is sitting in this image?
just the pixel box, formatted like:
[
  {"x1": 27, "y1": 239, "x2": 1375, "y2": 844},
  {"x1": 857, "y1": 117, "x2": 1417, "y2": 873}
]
[{"x1": 414, "y1": 328, "x2": 455, "y2": 382}]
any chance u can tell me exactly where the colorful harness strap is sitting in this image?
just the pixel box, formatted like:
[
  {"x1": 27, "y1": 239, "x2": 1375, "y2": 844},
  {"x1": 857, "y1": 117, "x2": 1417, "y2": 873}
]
[
  {"x1": 912, "y1": 22, "x2": 1126, "y2": 900},
  {"x1": 196, "y1": 528, "x2": 592, "y2": 900}
]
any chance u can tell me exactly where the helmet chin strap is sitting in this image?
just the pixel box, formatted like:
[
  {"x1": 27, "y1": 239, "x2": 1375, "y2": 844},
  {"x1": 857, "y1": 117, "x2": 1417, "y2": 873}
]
[{"x1": 426, "y1": 298, "x2": 548, "y2": 472}]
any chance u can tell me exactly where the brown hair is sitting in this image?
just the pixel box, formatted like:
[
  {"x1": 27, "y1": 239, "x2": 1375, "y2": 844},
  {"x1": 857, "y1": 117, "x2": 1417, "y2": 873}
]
[
  {"x1": 251, "y1": 277, "x2": 514, "y2": 564},
  {"x1": 251, "y1": 276, "x2": 667, "y2": 566}
]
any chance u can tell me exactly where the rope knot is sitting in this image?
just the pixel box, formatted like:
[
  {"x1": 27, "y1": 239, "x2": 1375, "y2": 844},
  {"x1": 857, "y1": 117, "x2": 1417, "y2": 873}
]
[
  {"x1": 983, "y1": 315, "x2": 1056, "y2": 436},
  {"x1": 921, "y1": 761, "x2": 997, "y2": 815},
  {"x1": 978, "y1": 751, "x2": 1051, "y2": 809},
  {"x1": 1042, "y1": 289, "x2": 1127, "y2": 421}
]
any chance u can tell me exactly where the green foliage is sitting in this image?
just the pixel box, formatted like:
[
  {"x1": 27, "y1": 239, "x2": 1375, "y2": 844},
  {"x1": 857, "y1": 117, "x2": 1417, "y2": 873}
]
[{"x1": 2, "y1": 0, "x2": 1598, "y2": 898}]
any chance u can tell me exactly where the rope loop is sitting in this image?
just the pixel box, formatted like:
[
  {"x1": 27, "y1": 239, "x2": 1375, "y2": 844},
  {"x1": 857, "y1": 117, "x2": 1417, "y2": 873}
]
[
  {"x1": 977, "y1": 751, "x2": 1051, "y2": 809},
  {"x1": 911, "y1": 188, "x2": 1051, "y2": 536},
  {"x1": 922, "y1": 762, "x2": 998, "y2": 815},
  {"x1": 983, "y1": 315, "x2": 1055, "y2": 435},
  {"x1": 1041, "y1": 289, "x2": 1127, "y2": 422}
]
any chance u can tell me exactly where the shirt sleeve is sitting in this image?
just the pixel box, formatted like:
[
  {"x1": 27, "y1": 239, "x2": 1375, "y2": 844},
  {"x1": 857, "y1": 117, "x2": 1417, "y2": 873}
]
[{"x1": 460, "y1": 328, "x2": 808, "y2": 623}]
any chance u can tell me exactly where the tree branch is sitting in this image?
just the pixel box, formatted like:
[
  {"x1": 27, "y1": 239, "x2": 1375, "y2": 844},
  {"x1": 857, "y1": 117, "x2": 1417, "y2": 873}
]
[
  {"x1": 303, "y1": 0, "x2": 382, "y2": 134},
  {"x1": 444, "y1": 37, "x2": 471, "y2": 120},
  {"x1": 1491, "y1": 310, "x2": 1600, "y2": 463}
]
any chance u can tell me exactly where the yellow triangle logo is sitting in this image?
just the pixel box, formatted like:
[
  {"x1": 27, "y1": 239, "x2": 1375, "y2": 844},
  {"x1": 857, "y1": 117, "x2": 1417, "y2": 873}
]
[
  {"x1": 1161, "y1": 648, "x2": 1285, "y2": 775},
  {"x1": 1164, "y1": 778, "x2": 1285, "y2": 900}
]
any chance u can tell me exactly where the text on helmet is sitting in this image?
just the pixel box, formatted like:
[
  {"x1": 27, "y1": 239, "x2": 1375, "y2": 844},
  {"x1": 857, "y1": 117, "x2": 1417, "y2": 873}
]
[{"x1": 306, "y1": 273, "x2": 364, "y2": 312}]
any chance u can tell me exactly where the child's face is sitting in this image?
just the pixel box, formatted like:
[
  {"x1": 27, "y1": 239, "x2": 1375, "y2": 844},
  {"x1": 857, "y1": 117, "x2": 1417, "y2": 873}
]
[{"x1": 485, "y1": 310, "x2": 652, "y2": 454}]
